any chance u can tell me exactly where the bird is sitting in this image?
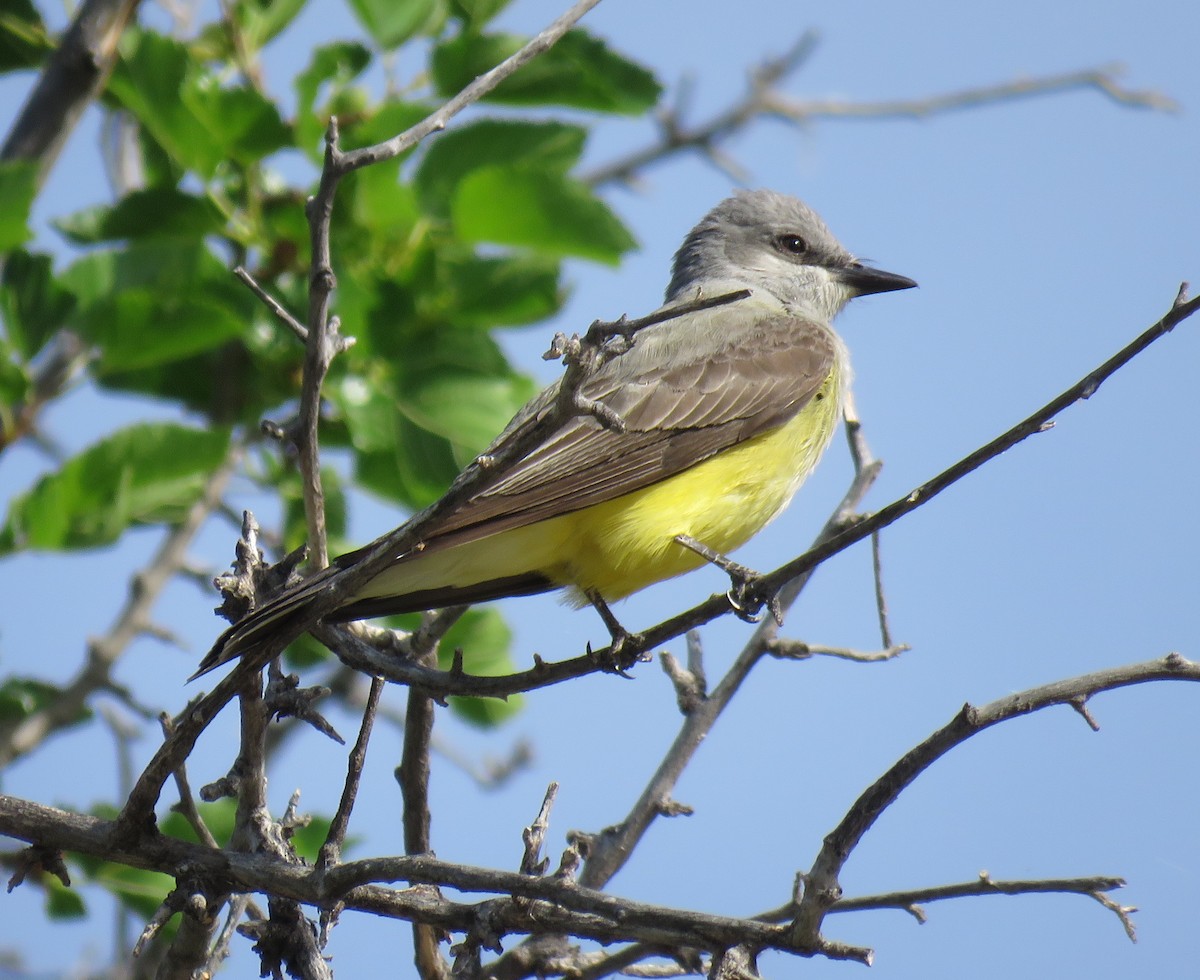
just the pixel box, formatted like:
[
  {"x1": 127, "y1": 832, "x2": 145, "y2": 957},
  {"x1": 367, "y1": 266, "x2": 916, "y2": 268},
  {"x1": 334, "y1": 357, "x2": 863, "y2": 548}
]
[{"x1": 194, "y1": 189, "x2": 916, "y2": 677}]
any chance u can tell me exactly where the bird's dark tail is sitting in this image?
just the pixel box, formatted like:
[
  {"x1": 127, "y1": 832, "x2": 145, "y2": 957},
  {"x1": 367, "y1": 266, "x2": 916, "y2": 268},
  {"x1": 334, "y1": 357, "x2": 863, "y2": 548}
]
[{"x1": 191, "y1": 567, "x2": 557, "y2": 681}]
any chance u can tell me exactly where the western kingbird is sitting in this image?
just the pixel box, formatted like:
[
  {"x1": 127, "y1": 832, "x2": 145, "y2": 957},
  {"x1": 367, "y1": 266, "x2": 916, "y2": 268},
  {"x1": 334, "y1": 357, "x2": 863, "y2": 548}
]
[{"x1": 196, "y1": 190, "x2": 915, "y2": 676}]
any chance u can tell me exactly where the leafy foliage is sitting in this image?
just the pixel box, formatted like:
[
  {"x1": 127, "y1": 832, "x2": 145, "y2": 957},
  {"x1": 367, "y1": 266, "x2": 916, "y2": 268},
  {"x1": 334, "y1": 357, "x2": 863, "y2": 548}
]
[{"x1": 0, "y1": 0, "x2": 658, "y2": 731}]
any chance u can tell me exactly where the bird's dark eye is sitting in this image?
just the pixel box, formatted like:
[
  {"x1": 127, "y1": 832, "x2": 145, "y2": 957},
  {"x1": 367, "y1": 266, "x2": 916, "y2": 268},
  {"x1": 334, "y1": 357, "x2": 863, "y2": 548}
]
[{"x1": 774, "y1": 233, "x2": 808, "y2": 255}]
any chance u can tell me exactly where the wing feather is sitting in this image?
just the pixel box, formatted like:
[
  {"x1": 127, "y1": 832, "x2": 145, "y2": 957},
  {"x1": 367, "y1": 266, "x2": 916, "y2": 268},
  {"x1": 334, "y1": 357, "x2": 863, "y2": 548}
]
[{"x1": 414, "y1": 310, "x2": 839, "y2": 551}]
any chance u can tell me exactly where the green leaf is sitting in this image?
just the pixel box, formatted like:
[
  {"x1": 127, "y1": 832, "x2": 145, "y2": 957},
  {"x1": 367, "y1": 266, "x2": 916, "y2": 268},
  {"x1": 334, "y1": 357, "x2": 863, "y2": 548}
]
[
  {"x1": 108, "y1": 31, "x2": 210, "y2": 175},
  {"x1": 356, "y1": 415, "x2": 461, "y2": 508},
  {"x1": 97, "y1": 339, "x2": 298, "y2": 426},
  {"x1": 160, "y1": 800, "x2": 235, "y2": 846},
  {"x1": 0, "y1": 250, "x2": 76, "y2": 359},
  {"x1": 384, "y1": 319, "x2": 536, "y2": 456},
  {"x1": 180, "y1": 77, "x2": 291, "y2": 168},
  {"x1": 432, "y1": 29, "x2": 661, "y2": 114},
  {"x1": 59, "y1": 241, "x2": 252, "y2": 372},
  {"x1": 0, "y1": 0, "x2": 52, "y2": 71},
  {"x1": 109, "y1": 30, "x2": 289, "y2": 178},
  {"x1": 0, "y1": 677, "x2": 91, "y2": 727},
  {"x1": 415, "y1": 119, "x2": 586, "y2": 214},
  {"x1": 334, "y1": 369, "x2": 463, "y2": 507},
  {"x1": 348, "y1": 0, "x2": 443, "y2": 49},
  {"x1": 399, "y1": 365, "x2": 536, "y2": 462},
  {"x1": 45, "y1": 879, "x2": 87, "y2": 920},
  {"x1": 0, "y1": 159, "x2": 37, "y2": 250},
  {"x1": 283, "y1": 631, "x2": 334, "y2": 670},
  {"x1": 351, "y1": 167, "x2": 421, "y2": 239},
  {"x1": 439, "y1": 608, "x2": 523, "y2": 726},
  {"x1": 54, "y1": 187, "x2": 225, "y2": 245},
  {"x1": 289, "y1": 815, "x2": 337, "y2": 861},
  {"x1": 0, "y1": 423, "x2": 231, "y2": 553},
  {"x1": 86, "y1": 290, "x2": 248, "y2": 372},
  {"x1": 235, "y1": 0, "x2": 308, "y2": 49},
  {"x1": 453, "y1": 168, "x2": 636, "y2": 264},
  {"x1": 448, "y1": 0, "x2": 513, "y2": 30},
  {"x1": 60, "y1": 240, "x2": 229, "y2": 305},
  {"x1": 91, "y1": 863, "x2": 175, "y2": 920},
  {"x1": 295, "y1": 42, "x2": 372, "y2": 157},
  {"x1": 0, "y1": 343, "x2": 31, "y2": 422},
  {"x1": 428, "y1": 250, "x2": 562, "y2": 329}
]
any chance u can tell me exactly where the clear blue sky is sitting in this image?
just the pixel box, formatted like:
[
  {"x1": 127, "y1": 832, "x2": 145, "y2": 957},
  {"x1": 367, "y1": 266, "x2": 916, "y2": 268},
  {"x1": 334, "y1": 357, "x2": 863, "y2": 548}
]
[{"x1": 2, "y1": 0, "x2": 1198, "y2": 976}]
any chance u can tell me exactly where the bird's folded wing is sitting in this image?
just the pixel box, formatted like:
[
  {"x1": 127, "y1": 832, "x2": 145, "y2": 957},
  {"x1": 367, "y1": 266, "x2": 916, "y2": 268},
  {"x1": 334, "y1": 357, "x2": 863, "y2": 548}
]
[{"x1": 411, "y1": 311, "x2": 838, "y2": 551}]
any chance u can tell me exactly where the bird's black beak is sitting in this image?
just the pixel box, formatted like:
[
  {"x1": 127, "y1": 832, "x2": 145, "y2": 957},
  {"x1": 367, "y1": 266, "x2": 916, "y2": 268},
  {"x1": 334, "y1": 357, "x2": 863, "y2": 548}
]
[{"x1": 838, "y1": 263, "x2": 918, "y2": 296}]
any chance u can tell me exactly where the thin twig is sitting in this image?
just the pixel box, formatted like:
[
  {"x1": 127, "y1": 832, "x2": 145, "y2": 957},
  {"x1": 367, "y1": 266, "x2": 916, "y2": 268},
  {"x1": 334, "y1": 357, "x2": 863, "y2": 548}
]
[
  {"x1": 827, "y1": 872, "x2": 1127, "y2": 916},
  {"x1": 161, "y1": 714, "x2": 220, "y2": 850},
  {"x1": 871, "y1": 532, "x2": 894, "y2": 649},
  {"x1": 400, "y1": 639, "x2": 449, "y2": 980},
  {"x1": 765, "y1": 638, "x2": 909, "y2": 664},
  {"x1": 234, "y1": 265, "x2": 308, "y2": 341},
  {"x1": 331, "y1": 0, "x2": 606, "y2": 176},
  {"x1": 764, "y1": 65, "x2": 1178, "y2": 121},
  {"x1": 585, "y1": 44, "x2": 1174, "y2": 188},
  {"x1": 319, "y1": 676, "x2": 384, "y2": 869}
]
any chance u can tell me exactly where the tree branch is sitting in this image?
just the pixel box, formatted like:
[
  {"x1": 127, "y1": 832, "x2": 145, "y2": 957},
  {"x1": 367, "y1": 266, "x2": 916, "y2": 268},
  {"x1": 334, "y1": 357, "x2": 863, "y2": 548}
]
[
  {"x1": 790, "y1": 653, "x2": 1199, "y2": 949},
  {"x1": 585, "y1": 38, "x2": 1175, "y2": 188}
]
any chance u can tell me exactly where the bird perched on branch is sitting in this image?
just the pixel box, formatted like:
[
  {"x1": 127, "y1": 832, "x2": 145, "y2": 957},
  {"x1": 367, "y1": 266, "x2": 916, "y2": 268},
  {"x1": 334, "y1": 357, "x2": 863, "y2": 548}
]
[{"x1": 195, "y1": 189, "x2": 915, "y2": 677}]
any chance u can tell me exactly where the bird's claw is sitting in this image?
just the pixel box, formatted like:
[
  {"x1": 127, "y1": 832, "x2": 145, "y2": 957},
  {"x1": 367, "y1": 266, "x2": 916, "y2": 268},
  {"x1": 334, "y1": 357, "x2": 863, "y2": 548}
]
[{"x1": 726, "y1": 575, "x2": 784, "y2": 627}]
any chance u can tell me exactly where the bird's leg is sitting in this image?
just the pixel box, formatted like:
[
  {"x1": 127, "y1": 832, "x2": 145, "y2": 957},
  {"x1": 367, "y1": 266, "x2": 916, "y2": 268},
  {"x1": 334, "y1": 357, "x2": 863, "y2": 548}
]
[
  {"x1": 674, "y1": 534, "x2": 784, "y2": 627},
  {"x1": 583, "y1": 588, "x2": 648, "y2": 675}
]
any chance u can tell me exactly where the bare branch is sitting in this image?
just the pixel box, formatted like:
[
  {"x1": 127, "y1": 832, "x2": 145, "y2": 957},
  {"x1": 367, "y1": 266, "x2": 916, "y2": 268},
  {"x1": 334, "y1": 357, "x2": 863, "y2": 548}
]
[
  {"x1": 319, "y1": 676, "x2": 383, "y2": 869},
  {"x1": 764, "y1": 65, "x2": 1178, "y2": 122},
  {"x1": 161, "y1": 713, "x2": 220, "y2": 849},
  {"x1": 790, "y1": 654, "x2": 1200, "y2": 949},
  {"x1": 400, "y1": 637, "x2": 450, "y2": 979},
  {"x1": 521, "y1": 783, "x2": 559, "y2": 877},
  {"x1": 820, "y1": 872, "x2": 1128, "y2": 916},
  {"x1": 585, "y1": 41, "x2": 1174, "y2": 188},
  {"x1": 1, "y1": 0, "x2": 141, "y2": 181},
  {"x1": 234, "y1": 265, "x2": 309, "y2": 342},
  {"x1": 332, "y1": 0, "x2": 606, "y2": 175},
  {"x1": 0, "y1": 794, "x2": 870, "y2": 964},
  {"x1": 765, "y1": 638, "x2": 909, "y2": 664},
  {"x1": 870, "y1": 531, "x2": 894, "y2": 649}
]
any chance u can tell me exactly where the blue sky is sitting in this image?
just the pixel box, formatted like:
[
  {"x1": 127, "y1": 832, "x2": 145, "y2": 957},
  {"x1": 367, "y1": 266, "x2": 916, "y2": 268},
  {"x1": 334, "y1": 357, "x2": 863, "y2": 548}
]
[{"x1": 2, "y1": 0, "x2": 1198, "y2": 976}]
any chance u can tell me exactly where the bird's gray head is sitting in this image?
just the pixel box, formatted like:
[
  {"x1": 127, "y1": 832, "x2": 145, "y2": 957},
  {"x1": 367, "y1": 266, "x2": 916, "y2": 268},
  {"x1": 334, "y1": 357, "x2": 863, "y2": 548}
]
[{"x1": 665, "y1": 189, "x2": 916, "y2": 320}]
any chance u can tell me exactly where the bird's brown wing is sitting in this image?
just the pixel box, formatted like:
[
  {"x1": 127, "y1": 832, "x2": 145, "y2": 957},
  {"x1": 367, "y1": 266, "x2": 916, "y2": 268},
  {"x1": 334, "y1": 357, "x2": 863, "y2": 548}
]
[{"x1": 412, "y1": 312, "x2": 838, "y2": 550}]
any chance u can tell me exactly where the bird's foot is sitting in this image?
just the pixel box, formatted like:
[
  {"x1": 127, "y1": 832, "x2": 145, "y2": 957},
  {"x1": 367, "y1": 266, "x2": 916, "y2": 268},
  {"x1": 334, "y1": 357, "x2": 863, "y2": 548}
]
[
  {"x1": 674, "y1": 534, "x2": 783, "y2": 627},
  {"x1": 584, "y1": 589, "x2": 649, "y2": 675}
]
